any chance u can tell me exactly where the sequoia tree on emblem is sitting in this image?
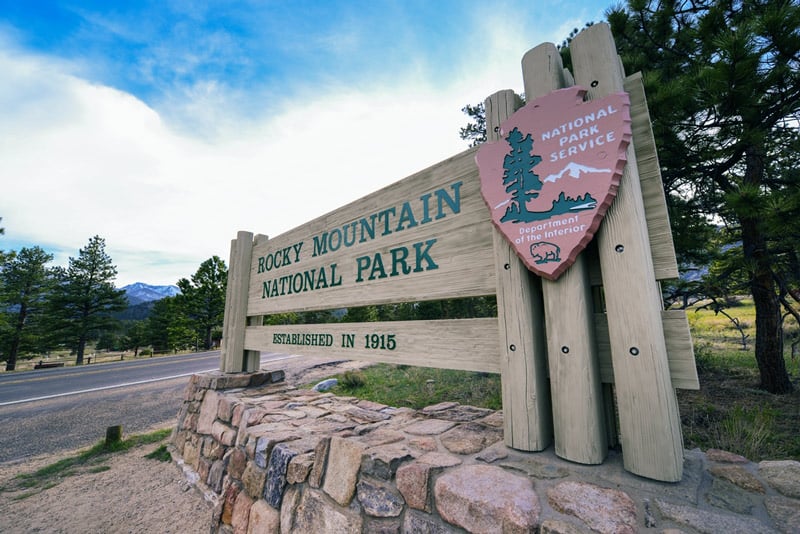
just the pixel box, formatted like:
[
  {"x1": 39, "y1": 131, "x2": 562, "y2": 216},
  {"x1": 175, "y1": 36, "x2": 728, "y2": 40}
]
[{"x1": 476, "y1": 86, "x2": 632, "y2": 280}]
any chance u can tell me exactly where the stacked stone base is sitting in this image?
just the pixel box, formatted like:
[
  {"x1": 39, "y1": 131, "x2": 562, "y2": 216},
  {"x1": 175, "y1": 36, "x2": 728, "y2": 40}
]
[{"x1": 171, "y1": 372, "x2": 800, "y2": 533}]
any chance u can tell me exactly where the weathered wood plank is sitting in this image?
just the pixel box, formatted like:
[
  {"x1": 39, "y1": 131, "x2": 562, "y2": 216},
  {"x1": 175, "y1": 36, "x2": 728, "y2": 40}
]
[
  {"x1": 486, "y1": 89, "x2": 553, "y2": 452},
  {"x1": 522, "y1": 43, "x2": 607, "y2": 464},
  {"x1": 244, "y1": 318, "x2": 501, "y2": 373},
  {"x1": 571, "y1": 23, "x2": 684, "y2": 482},
  {"x1": 220, "y1": 231, "x2": 255, "y2": 372},
  {"x1": 624, "y1": 72, "x2": 679, "y2": 281},
  {"x1": 595, "y1": 310, "x2": 699, "y2": 390},
  {"x1": 246, "y1": 149, "x2": 496, "y2": 315}
]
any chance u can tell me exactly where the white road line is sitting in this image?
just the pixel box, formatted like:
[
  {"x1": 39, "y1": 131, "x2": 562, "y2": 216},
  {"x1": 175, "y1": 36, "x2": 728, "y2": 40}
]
[
  {"x1": 0, "y1": 370, "x2": 216, "y2": 407},
  {"x1": 0, "y1": 354, "x2": 301, "y2": 407}
]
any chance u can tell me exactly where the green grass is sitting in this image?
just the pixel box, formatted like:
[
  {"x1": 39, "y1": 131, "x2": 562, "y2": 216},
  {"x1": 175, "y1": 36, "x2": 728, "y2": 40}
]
[
  {"x1": 328, "y1": 364, "x2": 502, "y2": 410},
  {"x1": 2, "y1": 428, "x2": 173, "y2": 500},
  {"x1": 144, "y1": 444, "x2": 172, "y2": 462},
  {"x1": 666, "y1": 298, "x2": 798, "y2": 461}
]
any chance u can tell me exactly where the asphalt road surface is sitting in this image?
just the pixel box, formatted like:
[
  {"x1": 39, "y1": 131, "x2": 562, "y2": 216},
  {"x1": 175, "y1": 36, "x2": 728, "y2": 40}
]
[{"x1": 0, "y1": 351, "x2": 304, "y2": 464}]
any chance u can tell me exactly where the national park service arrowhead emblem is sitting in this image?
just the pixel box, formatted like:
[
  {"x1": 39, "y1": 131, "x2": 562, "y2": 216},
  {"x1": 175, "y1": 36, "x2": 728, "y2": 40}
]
[{"x1": 476, "y1": 86, "x2": 632, "y2": 280}]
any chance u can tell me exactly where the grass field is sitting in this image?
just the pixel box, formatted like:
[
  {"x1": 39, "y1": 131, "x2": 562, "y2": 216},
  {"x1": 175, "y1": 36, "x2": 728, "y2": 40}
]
[{"x1": 327, "y1": 299, "x2": 800, "y2": 462}]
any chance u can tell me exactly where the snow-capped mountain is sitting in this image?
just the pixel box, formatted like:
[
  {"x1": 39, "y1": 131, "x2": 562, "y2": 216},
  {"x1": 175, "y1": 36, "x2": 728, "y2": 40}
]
[
  {"x1": 121, "y1": 282, "x2": 180, "y2": 305},
  {"x1": 543, "y1": 162, "x2": 611, "y2": 183}
]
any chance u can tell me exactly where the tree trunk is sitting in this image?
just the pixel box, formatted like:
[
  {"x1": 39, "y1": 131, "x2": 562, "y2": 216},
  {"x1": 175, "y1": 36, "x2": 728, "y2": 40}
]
[
  {"x1": 205, "y1": 327, "x2": 213, "y2": 351},
  {"x1": 739, "y1": 144, "x2": 793, "y2": 394},
  {"x1": 5, "y1": 304, "x2": 28, "y2": 371},
  {"x1": 5, "y1": 336, "x2": 19, "y2": 371},
  {"x1": 76, "y1": 336, "x2": 86, "y2": 365},
  {"x1": 747, "y1": 259, "x2": 792, "y2": 393}
]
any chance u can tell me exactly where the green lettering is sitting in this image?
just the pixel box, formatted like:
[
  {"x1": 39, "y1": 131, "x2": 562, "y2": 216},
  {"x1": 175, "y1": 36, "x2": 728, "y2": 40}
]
[
  {"x1": 278, "y1": 275, "x2": 290, "y2": 295},
  {"x1": 390, "y1": 246, "x2": 411, "y2": 276},
  {"x1": 377, "y1": 207, "x2": 396, "y2": 236},
  {"x1": 312, "y1": 233, "x2": 328, "y2": 257},
  {"x1": 359, "y1": 215, "x2": 376, "y2": 243},
  {"x1": 291, "y1": 272, "x2": 304, "y2": 293},
  {"x1": 328, "y1": 228, "x2": 342, "y2": 251},
  {"x1": 396, "y1": 201, "x2": 418, "y2": 231},
  {"x1": 369, "y1": 253, "x2": 388, "y2": 280},
  {"x1": 355, "y1": 256, "x2": 371, "y2": 282},
  {"x1": 292, "y1": 241, "x2": 303, "y2": 262},
  {"x1": 315, "y1": 267, "x2": 328, "y2": 289},
  {"x1": 304, "y1": 269, "x2": 316, "y2": 292},
  {"x1": 435, "y1": 181, "x2": 462, "y2": 220},
  {"x1": 329, "y1": 263, "x2": 343, "y2": 287},
  {"x1": 419, "y1": 193, "x2": 432, "y2": 224},
  {"x1": 413, "y1": 239, "x2": 438, "y2": 272},
  {"x1": 343, "y1": 222, "x2": 357, "y2": 247}
]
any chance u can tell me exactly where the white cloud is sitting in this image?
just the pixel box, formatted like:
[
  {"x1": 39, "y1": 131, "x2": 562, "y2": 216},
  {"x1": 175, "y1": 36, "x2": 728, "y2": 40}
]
[
  {"x1": 0, "y1": 9, "x2": 590, "y2": 286},
  {"x1": 0, "y1": 50, "x2": 480, "y2": 285}
]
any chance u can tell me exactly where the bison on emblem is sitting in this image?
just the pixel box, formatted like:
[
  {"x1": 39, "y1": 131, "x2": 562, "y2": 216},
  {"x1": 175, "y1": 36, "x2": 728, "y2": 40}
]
[{"x1": 530, "y1": 242, "x2": 561, "y2": 265}]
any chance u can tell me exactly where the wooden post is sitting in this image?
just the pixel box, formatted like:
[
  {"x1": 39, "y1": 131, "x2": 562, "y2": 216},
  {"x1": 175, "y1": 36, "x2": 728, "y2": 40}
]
[
  {"x1": 571, "y1": 23, "x2": 684, "y2": 481},
  {"x1": 220, "y1": 231, "x2": 256, "y2": 373},
  {"x1": 105, "y1": 425, "x2": 123, "y2": 446},
  {"x1": 486, "y1": 90, "x2": 553, "y2": 452},
  {"x1": 521, "y1": 43, "x2": 608, "y2": 464}
]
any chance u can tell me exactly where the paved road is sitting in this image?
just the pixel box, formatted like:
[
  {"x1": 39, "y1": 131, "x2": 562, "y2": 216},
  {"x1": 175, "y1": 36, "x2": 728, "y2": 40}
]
[
  {"x1": 0, "y1": 352, "x2": 302, "y2": 464},
  {"x1": 0, "y1": 351, "x2": 220, "y2": 406}
]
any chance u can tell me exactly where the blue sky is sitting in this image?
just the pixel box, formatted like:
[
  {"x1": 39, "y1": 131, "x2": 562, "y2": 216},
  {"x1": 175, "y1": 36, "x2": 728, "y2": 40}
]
[{"x1": 0, "y1": 0, "x2": 610, "y2": 286}]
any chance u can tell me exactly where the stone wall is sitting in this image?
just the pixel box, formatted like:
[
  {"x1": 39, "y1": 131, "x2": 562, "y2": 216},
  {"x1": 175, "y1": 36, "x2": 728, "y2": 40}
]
[{"x1": 171, "y1": 372, "x2": 800, "y2": 533}]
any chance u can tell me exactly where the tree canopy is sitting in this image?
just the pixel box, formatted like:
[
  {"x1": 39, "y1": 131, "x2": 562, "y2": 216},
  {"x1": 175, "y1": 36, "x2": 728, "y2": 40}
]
[
  {"x1": 0, "y1": 246, "x2": 54, "y2": 370},
  {"x1": 175, "y1": 255, "x2": 227, "y2": 350},
  {"x1": 608, "y1": 0, "x2": 799, "y2": 393}
]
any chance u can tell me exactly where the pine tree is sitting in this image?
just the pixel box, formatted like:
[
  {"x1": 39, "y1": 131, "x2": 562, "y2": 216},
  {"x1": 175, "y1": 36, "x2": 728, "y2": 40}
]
[
  {"x1": 49, "y1": 236, "x2": 128, "y2": 365},
  {"x1": 0, "y1": 246, "x2": 54, "y2": 370},
  {"x1": 176, "y1": 256, "x2": 227, "y2": 350},
  {"x1": 609, "y1": 0, "x2": 800, "y2": 393}
]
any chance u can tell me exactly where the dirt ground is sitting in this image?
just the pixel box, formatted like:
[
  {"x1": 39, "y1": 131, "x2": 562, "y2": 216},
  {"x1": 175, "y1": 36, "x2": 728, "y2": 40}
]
[
  {"x1": 0, "y1": 432, "x2": 215, "y2": 534},
  {"x1": 0, "y1": 358, "x2": 371, "y2": 534}
]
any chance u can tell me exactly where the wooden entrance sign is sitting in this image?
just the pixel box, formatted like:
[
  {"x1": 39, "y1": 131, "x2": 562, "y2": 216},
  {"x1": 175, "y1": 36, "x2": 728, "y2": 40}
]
[{"x1": 218, "y1": 23, "x2": 697, "y2": 482}]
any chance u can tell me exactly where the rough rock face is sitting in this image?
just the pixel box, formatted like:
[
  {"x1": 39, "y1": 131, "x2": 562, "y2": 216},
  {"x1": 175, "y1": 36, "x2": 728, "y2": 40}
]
[
  {"x1": 759, "y1": 460, "x2": 800, "y2": 499},
  {"x1": 172, "y1": 371, "x2": 800, "y2": 534},
  {"x1": 547, "y1": 481, "x2": 637, "y2": 534},
  {"x1": 434, "y1": 464, "x2": 540, "y2": 533}
]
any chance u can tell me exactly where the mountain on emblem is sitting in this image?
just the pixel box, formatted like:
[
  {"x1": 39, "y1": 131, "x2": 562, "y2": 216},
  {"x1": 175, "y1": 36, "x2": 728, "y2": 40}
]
[
  {"x1": 475, "y1": 86, "x2": 632, "y2": 280},
  {"x1": 543, "y1": 162, "x2": 612, "y2": 184}
]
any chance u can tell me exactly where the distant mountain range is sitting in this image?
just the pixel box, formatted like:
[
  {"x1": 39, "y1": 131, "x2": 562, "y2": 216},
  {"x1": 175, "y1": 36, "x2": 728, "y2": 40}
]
[{"x1": 120, "y1": 282, "x2": 180, "y2": 306}]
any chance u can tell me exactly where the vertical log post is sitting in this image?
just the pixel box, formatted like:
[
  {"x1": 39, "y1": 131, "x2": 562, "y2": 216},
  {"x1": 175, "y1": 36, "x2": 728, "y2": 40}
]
[
  {"x1": 521, "y1": 43, "x2": 608, "y2": 464},
  {"x1": 571, "y1": 23, "x2": 684, "y2": 481},
  {"x1": 220, "y1": 231, "x2": 256, "y2": 373},
  {"x1": 486, "y1": 90, "x2": 553, "y2": 452}
]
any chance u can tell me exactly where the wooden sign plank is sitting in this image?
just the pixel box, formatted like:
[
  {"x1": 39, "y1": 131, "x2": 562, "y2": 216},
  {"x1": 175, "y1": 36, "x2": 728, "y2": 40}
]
[
  {"x1": 244, "y1": 318, "x2": 501, "y2": 373},
  {"x1": 571, "y1": 23, "x2": 684, "y2": 482},
  {"x1": 486, "y1": 90, "x2": 554, "y2": 452},
  {"x1": 594, "y1": 310, "x2": 700, "y2": 390},
  {"x1": 624, "y1": 72, "x2": 679, "y2": 281},
  {"x1": 246, "y1": 149, "x2": 496, "y2": 315},
  {"x1": 521, "y1": 43, "x2": 608, "y2": 464}
]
